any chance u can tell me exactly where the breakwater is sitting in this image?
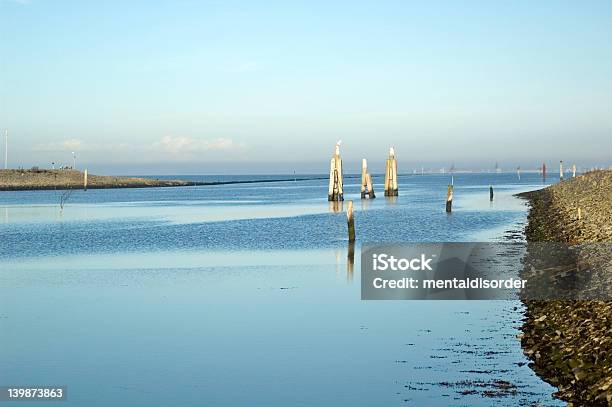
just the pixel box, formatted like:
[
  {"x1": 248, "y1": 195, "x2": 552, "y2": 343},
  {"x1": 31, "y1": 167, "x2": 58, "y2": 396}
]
[
  {"x1": 0, "y1": 169, "x2": 332, "y2": 191},
  {"x1": 518, "y1": 170, "x2": 612, "y2": 405}
]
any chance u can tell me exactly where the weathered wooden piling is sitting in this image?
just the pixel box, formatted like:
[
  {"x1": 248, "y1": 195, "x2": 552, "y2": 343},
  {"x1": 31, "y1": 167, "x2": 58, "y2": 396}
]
[
  {"x1": 559, "y1": 160, "x2": 564, "y2": 180},
  {"x1": 360, "y1": 159, "x2": 375, "y2": 199},
  {"x1": 83, "y1": 168, "x2": 88, "y2": 191},
  {"x1": 489, "y1": 185, "x2": 494, "y2": 202},
  {"x1": 366, "y1": 174, "x2": 375, "y2": 198},
  {"x1": 328, "y1": 142, "x2": 344, "y2": 201},
  {"x1": 384, "y1": 147, "x2": 398, "y2": 196},
  {"x1": 445, "y1": 184, "x2": 453, "y2": 213},
  {"x1": 346, "y1": 200, "x2": 356, "y2": 242}
]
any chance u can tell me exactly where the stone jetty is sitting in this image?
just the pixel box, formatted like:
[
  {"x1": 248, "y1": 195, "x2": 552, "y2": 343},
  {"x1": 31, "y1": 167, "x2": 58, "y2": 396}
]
[
  {"x1": 0, "y1": 169, "x2": 199, "y2": 191},
  {"x1": 518, "y1": 170, "x2": 612, "y2": 405}
]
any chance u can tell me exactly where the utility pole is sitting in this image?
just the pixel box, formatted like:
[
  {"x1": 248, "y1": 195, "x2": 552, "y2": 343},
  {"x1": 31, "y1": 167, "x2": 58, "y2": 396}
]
[{"x1": 4, "y1": 130, "x2": 7, "y2": 169}]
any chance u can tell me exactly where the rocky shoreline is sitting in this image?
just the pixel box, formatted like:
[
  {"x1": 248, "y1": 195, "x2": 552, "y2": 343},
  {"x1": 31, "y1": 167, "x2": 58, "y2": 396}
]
[{"x1": 518, "y1": 170, "x2": 612, "y2": 405}]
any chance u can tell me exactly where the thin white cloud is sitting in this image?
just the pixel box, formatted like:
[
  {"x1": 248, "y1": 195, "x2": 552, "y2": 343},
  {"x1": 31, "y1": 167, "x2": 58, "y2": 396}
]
[
  {"x1": 33, "y1": 138, "x2": 83, "y2": 152},
  {"x1": 33, "y1": 136, "x2": 245, "y2": 155},
  {"x1": 150, "y1": 136, "x2": 244, "y2": 154},
  {"x1": 2, "y1": 0, "x2": 31, "y2": 5}
]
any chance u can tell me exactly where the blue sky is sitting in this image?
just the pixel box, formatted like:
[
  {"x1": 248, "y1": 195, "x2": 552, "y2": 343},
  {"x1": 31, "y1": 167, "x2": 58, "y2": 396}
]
[{"x1": 1, "y1": 0, "x2": 611, "y2": 173}]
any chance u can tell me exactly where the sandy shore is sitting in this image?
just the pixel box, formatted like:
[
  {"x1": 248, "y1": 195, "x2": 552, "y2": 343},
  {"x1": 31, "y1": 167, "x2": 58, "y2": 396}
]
[
  {"x1": 518, "y1": 170, "x2": 612, "y2": 405},
  {"x1": 0, "y1": 169, "x2": 202, "y2": 190}
]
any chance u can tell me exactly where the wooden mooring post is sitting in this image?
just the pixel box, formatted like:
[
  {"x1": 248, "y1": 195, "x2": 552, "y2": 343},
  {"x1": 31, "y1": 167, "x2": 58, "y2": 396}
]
[
  {"x1": 83, "y1": 169, "x2": 88, "y2": 191},
  {"x1": 446, "y1": 184, "x2": 453, "y2": 213},
  {"x1": 384, "y1": 147, "x2": 398, "y2": 196},
  {"x1": 328, "y1": 142, "x2": 344, "y2": 201},
  {"x1": 346, "y1": 200, "x2": 356, "y2": 242},
  {"x1": 360, "y1": 159, "x2": 375, "y2": 199},
  {"x1": 367, "y1": 174, "x2": 375, "y2": 198}
]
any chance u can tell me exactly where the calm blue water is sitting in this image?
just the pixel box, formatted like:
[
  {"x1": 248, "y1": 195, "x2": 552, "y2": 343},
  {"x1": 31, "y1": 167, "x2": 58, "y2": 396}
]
[{"x1": 0, "y1": 173, "x2": 563, "y2": 406}]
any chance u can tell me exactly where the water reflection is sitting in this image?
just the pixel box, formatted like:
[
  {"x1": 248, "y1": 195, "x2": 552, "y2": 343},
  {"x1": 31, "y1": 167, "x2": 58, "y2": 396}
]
[
  {"x1": 385, "y1": 196, "x2": 397, "y2": 205},
  {"x1": 347, "y1": 241, "x2": 355, "y2": 282},
  {"x1": 360, "y1": 198, "x2": 371, "y2": 211},
  {"x1": 1, "y1": 202, "x2": 332, "y2": 225},
  {"x1": 334, "y1": 248, "x2": 342, "y2": 274},
  {"x1": 329, "y1": 200, "x2": 343, "y2": 213}
]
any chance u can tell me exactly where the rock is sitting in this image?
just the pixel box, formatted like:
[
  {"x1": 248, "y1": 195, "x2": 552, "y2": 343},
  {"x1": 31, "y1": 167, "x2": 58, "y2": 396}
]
[{"x1": 518, "y1": 170, "x2": 612, "y2": 406}]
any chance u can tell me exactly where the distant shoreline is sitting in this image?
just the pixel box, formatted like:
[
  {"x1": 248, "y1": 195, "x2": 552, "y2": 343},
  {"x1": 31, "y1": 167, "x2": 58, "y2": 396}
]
[{"x1": 0, "y1": 169, "x2": 333, "y2": 191}]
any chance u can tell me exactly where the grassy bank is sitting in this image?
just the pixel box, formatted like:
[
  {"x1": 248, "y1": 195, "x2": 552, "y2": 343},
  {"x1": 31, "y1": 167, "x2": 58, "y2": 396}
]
[
  {"x1": 518, "y1": 170, "x2": 612, "y2": 405},
  {"x1": 0, "y1": 169, "x2": 200, "y2": 190}
]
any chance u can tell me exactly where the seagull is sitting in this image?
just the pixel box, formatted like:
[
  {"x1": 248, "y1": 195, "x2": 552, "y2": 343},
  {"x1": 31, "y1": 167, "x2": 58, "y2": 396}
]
[{"x1": 334, "y1": 140, "x2": 342, "y2": 155}]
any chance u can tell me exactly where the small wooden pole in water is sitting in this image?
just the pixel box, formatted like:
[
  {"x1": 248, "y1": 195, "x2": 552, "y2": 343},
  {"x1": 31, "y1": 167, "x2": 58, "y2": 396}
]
[
  {"x1": 559, "y1": 160, "x2": 564, "y2": 180},
  {"x1": 328, "y1": 142, "x2": 344, "y2": 201},
  {"x1": 489, "y1": 185, "x2": 494, "y2": 202},
  {"x1": 384, "y1": 147, "x2": 398, "y2": 196},
  {"x1": 446, "y1": 184, "x2": 453, "y2": 213},
  {"x1": 346, "y1": 200, "x2": 356, "y2": 242},
  {"x1": 84, "y1": 168, "x2": 88, "y2": 191}
]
